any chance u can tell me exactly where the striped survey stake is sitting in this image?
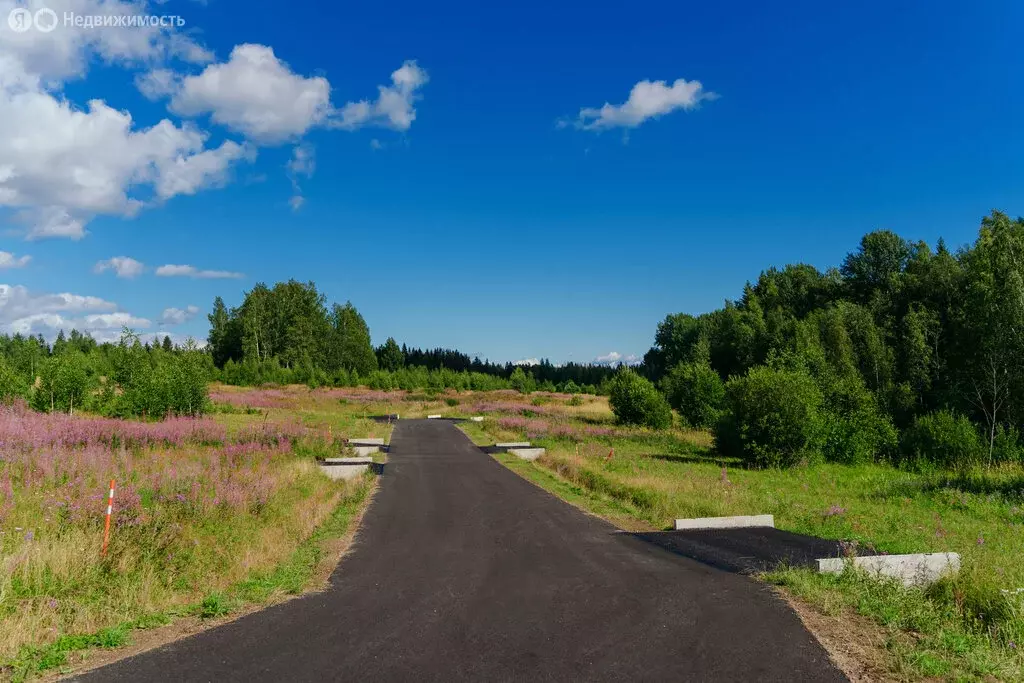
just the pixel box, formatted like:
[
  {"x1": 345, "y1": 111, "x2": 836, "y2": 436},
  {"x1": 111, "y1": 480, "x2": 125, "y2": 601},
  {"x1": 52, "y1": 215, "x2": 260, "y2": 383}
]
[{"x1": 102, "y1": 479, "x2": 115, "y2": 557}]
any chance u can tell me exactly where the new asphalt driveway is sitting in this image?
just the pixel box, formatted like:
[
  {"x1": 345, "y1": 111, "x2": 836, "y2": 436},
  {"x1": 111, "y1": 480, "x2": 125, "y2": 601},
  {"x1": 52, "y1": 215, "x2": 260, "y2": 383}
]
[{"x1": 77, "y1": 419, "x2": 846, "y2": 682}]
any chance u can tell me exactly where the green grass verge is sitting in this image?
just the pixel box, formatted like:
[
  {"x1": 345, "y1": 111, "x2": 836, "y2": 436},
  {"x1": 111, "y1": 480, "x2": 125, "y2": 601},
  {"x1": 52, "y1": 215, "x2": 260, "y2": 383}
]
[{"x1": 5, "y1": 477, "x2": 373, "y2": 681}]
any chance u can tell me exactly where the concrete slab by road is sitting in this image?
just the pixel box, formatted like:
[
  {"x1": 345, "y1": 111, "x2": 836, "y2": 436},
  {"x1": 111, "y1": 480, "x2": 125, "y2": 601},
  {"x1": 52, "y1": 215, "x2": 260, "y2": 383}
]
[
  {"x1": 817, "y1": 552, "x2": 960, "y2": 586},
  {"x1": 675, "y1": 514, "x2": 775, "y2": 530},
  {"x1": 318, "y1": 456, "x2": 373, "y2": 480},
  {"x1": 79, "y1": 420, "x2": 846, "y2": 682},
  {"x1": 347, "y1": 438, "x2": 385, "y2": 446},
  {"x1": 509, "y1": 447, "x2": 545, "y2": 461}
]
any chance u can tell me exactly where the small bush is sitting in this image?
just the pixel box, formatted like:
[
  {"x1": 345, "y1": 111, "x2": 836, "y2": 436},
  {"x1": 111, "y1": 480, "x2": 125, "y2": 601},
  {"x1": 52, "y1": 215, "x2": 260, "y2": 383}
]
[
  {"x1": 660, "y1": 361, "x2": 725, "y2": 429},
  {"x1": 445, "y1": 397, "x2": 459, "y2": 407},
  {"x1": 819, "y1": 375, "x2": 898, "y2": 465},
  {"x1": 900, "y1": 410, "x2": 984, "y2": 469},
  {"x1": 561, "y1": 380, "x2": 581, "y2": 394},
  {"x1": 567, "y1": 395, "x2": 584, "y2": 407},
  {"x1": 992, "y1": 424, "x2": 1023, "y2": 465},
  {"x1": 508, "y1": 367, "x2": 536, "y2": 394},
  {"x1": 608, "y1": 369, "x2": 673, "y2": 429},
  {"x1": 715, "y1": 365, "x2": 824, "y2": 468},
  {"x1": 0, "y1": 356, "x2": 28, "y2": 403}
]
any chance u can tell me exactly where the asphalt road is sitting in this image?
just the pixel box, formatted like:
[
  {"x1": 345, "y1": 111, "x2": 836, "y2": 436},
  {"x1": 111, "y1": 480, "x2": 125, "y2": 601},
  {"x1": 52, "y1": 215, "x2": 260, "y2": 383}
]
[{"x1": 78, "y1": 420, "x2": 846, "y2": 682}]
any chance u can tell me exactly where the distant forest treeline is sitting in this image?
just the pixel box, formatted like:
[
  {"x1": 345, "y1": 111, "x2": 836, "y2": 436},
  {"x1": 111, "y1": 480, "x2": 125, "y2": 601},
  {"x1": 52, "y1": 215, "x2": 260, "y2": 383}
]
[
  {"x1": 0, "y1": 329, "x2": 208, "y2": 418},
  {"x1": 204, "y1": 280, "x2": 617, "y2": 391}
]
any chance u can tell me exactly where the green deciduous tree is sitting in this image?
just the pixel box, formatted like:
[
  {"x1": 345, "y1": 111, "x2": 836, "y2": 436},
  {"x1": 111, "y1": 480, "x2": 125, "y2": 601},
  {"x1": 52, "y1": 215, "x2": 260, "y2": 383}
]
[
  {"x1": 377, "y1": 337, "x2": 405, "y2": 372},
  {"x1": 608, "y1": 368, "x2": 673, "y2": 429},
  {"x1": 715, "y1": 365, "x2": 824, "y2": 468},
  {"x1": 661, "y1": 360, "x2": 725, "y2": 428}
]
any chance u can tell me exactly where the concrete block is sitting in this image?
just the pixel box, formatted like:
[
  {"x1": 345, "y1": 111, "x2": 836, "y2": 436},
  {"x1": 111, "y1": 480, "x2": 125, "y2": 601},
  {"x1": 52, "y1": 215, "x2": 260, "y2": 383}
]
[
  {"x1": 427, "y1": 414, "x2": 442, "y2": 419},
  {"x1": 319, "y1": 457, "x2": 373, "y2": 480},
  {"x1": 470, "y1": 416, "x2": 484, "y2": 422},
  {"x1": 495, "y1": 442, "x2": 531, "y2": 448},
  {"x1": 349, "y1": 445, "x2": 379, "y2": 457},
  {"x1": 817, "y1": 553, "x2": 960, "y2": 587},
  {"x1": 347, "y1": 438, "x2": 384, "y2": 446},
  {"x1": 674, "y1": 515, "x2": 775, "y2": 531},
  {"x1": 509, "y1": 448, "x2": 545, "y2": 461}
]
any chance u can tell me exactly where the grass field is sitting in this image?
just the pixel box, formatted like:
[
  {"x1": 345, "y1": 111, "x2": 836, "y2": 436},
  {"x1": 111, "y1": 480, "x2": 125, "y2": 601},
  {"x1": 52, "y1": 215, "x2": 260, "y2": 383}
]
[
  {"x1": 0, "y1": 385, "x2": 388, "y2": 680},
  {"x1": 7, "y1": 383, "x2": 1023, "y2": 681}
]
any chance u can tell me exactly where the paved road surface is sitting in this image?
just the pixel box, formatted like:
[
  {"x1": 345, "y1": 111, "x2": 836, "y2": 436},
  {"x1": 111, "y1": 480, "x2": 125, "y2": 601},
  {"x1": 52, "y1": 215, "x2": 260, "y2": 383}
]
[{"x1": 78, "y1": 420, "x2": 846, "y2": 682}]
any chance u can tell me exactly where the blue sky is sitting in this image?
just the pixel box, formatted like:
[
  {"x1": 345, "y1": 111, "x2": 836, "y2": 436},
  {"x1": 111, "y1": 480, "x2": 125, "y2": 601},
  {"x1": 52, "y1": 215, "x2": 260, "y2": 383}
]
[{"x1": 1, "y1": 0, "x2": 1022, "y2": 364}]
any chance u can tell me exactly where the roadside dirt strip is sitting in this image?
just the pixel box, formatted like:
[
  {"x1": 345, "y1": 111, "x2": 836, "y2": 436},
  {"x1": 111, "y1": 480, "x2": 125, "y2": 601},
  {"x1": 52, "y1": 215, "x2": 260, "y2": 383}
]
[{"x1": 76, "y1": 420, "x2": 846, "y2": 682}]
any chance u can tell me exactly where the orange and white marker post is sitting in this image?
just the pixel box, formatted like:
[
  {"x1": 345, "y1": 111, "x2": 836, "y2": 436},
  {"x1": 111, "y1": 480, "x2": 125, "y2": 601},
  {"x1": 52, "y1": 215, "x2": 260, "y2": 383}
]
[{"x1": 101, "y1": 479, "x2": 115, "y2": 557}]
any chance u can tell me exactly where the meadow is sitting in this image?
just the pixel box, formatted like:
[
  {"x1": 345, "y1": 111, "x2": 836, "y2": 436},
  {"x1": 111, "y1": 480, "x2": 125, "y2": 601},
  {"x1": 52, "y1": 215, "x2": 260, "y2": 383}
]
[
  {"x1": 0, "y1": 385, "x2": 391, "y2": 680},
  {"x1": 6, "y1": 382, "x2": 1024, "y2": 681}
]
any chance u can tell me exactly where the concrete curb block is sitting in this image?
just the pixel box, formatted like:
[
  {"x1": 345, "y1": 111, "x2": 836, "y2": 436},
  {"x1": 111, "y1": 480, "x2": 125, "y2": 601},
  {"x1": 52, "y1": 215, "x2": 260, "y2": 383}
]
[
  {"x1": 349, "y1": 445, "x2": 379, "y2": 457},
  {"x1": 427, "y1": 414, "x2": 442, "y2": 419},
  {"x1": 816, "y1": 553, "x2": 961, "y2": 587},
  {"x1": 495, "y1": 442, "x2": 531, "y2": 449},
  {"x1": 470, "y1": 416, "x2": 484, "y2": 422},
  {"x1": 509, "y1": 448, "x2": 545, "y2": 461},
  {"x1": 674, "y1": 515, "x2": 775, "y2": 531},
  {"x1": 319, "y1": 457, "x2": 374, "y2": 481},
  {"x1": 347, "y1": 438, "x2": 385, "y2": 446}
]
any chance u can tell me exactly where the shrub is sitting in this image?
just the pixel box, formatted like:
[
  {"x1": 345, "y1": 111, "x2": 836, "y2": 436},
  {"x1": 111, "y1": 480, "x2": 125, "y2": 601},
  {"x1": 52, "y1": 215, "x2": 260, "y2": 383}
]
[
  {"x1": 445, "y1": 397, "x2": 459, "y2": 407},
  {"x1": 660, "y1": 361, "x2": 725, "y2": 429},
  {"x1": 819, "y1": 375, "x2": 898, "y2": 465},
  {"x1": 31, "y1": 351, "x2": 91, "y2": 414},
  {"x1": 561, "y1": 380, "x2": 581, "y2": 394},
  {"x1": 900, "y1": 410, "x2": 984, "y2": 469},
  {"x1": 992, "y1": 424, "x2": 1023, "y2": 465},
  {"x1": 509, "y1": 367, "x2": 536, "y2": 394},
  {"x1": 715, "y1": 365, "x2": 824, "y2": 468},
  {"x1": 567, "y1": 395, "x2": 584, "y2": 407},
  {"x1": 0, "y1": 356, "x2": 28, "y2": 403},
  {"x1": 608, "y1": 369, "x2": 673, "y2": 429}
]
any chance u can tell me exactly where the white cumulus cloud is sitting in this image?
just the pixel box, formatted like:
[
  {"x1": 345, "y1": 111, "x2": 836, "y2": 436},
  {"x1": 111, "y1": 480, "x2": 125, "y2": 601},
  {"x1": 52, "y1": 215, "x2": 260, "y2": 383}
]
[
  {"x1": 169, "y1": 44, "x2": 333, "y2": 144},
  {"x1": 155, "y1": 264, "x2": 243, "y2": 279},
  {"x1": 0, "y1": 60, "x2": 251, "y2": 240},
  {"x1": 574, "y1": 77, "x2": 715, "y2": 131},
  {"x1": 0, "y1": 283, "x2": 148, "y2": 341},
  {"x1": 134, "y1": 68, "x2": 180, "y2": 100},
  {"x1": 166, "y1": 47, "x2": 428, "y2": 144},
  {"x1": 0, "y1": 3, "x2": 426, "y2": 239},
  {"x1": 160, "y1": 304, "x2": 200, "y2": 325},
  {"x1": 0, "y1": 252, "x2": 31, "y2": 269},
  {"x1": 0, "y1": 2, "x2": 250, "y2": 241},
  {"x1": 0, "y1": 0, "x2": 211, "y2": 85},
  {"x1": 594, "y1": 351, "x2": 640, "y2": 366},
  {"x1": 93, "y1": 256, "x2": 144, "y2": 278},
  {"x1": 334, "y1": 60, "x2": 428, "y2": 132},
  {"x1": 286, "y1": 143, "x2": 315, "y2": 211},
  {"x1": 154, "y1": 140, "x2": 255, "y2": 200}
]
